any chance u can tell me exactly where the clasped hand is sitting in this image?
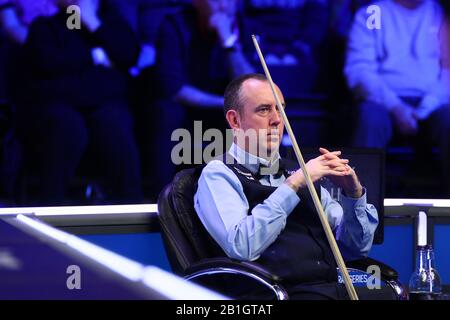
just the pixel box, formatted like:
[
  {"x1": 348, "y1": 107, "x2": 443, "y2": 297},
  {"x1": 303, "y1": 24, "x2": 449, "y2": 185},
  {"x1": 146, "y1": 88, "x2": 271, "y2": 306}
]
[{"x1": 285, "y1": 148, "x2": 363, "y2": 198}]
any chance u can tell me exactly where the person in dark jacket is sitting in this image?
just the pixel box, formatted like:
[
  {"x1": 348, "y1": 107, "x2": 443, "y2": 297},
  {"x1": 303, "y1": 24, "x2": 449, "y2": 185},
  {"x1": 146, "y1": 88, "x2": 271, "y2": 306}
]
[
  {"x1": 153, "y1": 0, "x2": 255, "y2": 193},
  {"x1": 16, "y1": 0, "x2": 142, "y2": 204}
]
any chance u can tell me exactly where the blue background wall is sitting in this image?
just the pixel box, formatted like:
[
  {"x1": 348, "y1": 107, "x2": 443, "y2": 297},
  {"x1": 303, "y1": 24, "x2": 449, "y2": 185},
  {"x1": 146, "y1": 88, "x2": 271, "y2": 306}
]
[
  {"x1": 368, "y1": 224, "x2": 413, "y2": 285},
  {"x1": 81, "y1": 233, "x2": 172, "y2": 272},
  {"x1": 434, "y1": 225, "x2": 450, "y2": 285}
]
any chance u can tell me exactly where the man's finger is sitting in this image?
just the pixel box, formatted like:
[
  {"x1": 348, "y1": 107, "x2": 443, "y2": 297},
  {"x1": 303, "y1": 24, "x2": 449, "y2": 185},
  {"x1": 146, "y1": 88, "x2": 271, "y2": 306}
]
[
  {"x1": 315, "y1": 155, "x2": 326, "y2": 162},
  {"x1": 321, "y1": 151, "x2": 342, "y2": 159},
  {"x1": 319, "y1": 147, "x2": 341, "y2": 156},
  {"x1": 332, "y1": 165, "x2": 349, "y2": 172},
  {"x1": 325, "y1": 159, "x2": 349, "y2": 166},
  {"x1": 327, "y1": 169, "x2": 349, "y2": 176},
  {"x1": 319, "y1": 148, "x2": 342, "y2": 155}
]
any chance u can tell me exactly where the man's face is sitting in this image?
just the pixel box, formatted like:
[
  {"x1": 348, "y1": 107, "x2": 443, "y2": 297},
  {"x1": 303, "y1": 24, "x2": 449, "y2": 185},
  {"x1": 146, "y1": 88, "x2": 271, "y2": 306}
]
[
  {"x1": 235, "y1": 79, "x2": 285, "y2": 158},
  {"x1": 193, "y1": 0, "x2": 238, "y2": 18}
]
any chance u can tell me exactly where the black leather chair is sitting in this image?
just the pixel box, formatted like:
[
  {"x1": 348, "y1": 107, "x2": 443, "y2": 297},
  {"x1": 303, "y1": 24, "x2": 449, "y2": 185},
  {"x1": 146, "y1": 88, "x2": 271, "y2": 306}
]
[{"x1": 157, "y1": 168, "x2": 407, "y2": 300}]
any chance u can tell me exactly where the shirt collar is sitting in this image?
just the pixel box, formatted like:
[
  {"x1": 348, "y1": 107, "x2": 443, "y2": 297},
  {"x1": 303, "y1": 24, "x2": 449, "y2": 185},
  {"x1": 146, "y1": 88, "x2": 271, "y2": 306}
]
[{"x1": 228, "y1": 142, "x2": 281, "y2": 175}]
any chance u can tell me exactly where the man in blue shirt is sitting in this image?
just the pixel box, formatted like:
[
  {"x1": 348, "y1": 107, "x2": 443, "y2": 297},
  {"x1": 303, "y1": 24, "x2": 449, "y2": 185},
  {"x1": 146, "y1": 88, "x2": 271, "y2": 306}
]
[{"x1": 194, "y1": 73, "x2": 378, "y2": 299}]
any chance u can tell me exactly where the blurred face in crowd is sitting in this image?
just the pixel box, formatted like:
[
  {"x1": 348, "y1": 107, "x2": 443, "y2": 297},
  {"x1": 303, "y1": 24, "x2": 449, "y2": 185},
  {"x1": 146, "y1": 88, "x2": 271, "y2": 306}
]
[
  {"x1": 193, "y1": 0, "x2": 238, "y2": 19},
  {"x1": 227, "y1": 79, "x2": 285, "y2": 158}
]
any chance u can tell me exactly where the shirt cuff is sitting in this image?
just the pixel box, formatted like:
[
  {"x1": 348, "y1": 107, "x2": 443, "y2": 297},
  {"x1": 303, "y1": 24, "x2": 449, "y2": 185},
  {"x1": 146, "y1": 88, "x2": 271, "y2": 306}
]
[
  {"x1": 267, "y1": 183, "x2": 301, "y2": 216},
  {"x1": 340, "y1": 187, "x2": 368, "y2": 216}
]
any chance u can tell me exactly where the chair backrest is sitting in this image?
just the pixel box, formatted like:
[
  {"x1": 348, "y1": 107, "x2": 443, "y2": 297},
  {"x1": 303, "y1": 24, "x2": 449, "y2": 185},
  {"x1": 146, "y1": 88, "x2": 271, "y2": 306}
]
[
  {"x1": 293, "y1": 147, "x2": 385, "y2": 244},
  {"x1": 157, "y1": 168, "x2": 225, "y2": 275}
]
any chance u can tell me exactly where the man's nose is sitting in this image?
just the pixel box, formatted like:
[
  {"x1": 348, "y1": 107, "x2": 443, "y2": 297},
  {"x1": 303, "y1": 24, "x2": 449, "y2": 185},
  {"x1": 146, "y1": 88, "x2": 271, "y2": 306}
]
[{"x1": 270, "y1": 108, "x2": 282, "y2": 125}]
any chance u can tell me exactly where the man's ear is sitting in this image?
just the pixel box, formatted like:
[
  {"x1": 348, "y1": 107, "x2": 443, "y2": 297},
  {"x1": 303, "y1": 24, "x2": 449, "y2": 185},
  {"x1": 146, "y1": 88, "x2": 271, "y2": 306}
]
[{"x1": 225, "y1": 109, "x2": 240, "y2": 129}]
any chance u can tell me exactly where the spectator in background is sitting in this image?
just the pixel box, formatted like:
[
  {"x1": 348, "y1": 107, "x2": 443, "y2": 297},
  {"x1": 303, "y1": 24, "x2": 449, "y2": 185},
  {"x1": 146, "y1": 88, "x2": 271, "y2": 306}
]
[
  {"x1": 105, "y1": 0, "x2": 183, "y2": 76},
  {"x1": 16, "y1": 0, "x2": 143, "y2": 204},
  {"x1": 329, "y1": 0, "x2": 373, "y2": 40},
  {"x1": 345, "y1": 0, "x2": 450, "y2": 196},
  {"x1": 0, "y1": 0, "x2": 57, "y2": 44},
  {"x1": 0, "y1": 0, "x2": 58, "y2": 203},
  {"x1": 243, "y1": 0, "x2": 330, "y2": 95},
  {"x1": 153, "y1": 0, "x2": 255, "y2": 192},
  {"x1": 0, "y1": 0, "x2": 58, "y2": 103},
  {"x1": 156, "y1": 0, "x2": 254, "y2": 110},
  {"x1": 105, "y1": 0, "x2": 185, "y2": 198},
  {"x1": 325, "y1": 0, "x2": 378, "y2": 147}
]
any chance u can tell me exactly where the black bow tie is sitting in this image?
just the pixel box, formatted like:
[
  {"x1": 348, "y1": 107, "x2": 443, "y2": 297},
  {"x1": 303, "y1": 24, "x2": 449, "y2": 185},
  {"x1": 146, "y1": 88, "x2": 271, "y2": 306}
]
[{"x1": 256, "y1": 159, "x2": 285, "y2": 180}]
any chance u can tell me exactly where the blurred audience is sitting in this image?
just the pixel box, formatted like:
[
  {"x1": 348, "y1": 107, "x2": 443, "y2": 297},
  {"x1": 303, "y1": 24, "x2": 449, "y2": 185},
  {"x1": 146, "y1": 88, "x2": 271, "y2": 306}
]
[
  {"x1": 153, "y1": 0, "x2": 255, "y2": 190},
  {"x1": 156, "y1": 0, "x2": 254, "y2": 109},
  {"x1": 325, "y1": 0, "x2": 373, "y2": 146},
  {"x1": 105, "y1": 0, "x2": 184, "y2": 196},
  {"x1": 243, "y1": 0, "x2": 329, "y2": 95},
  {"x1": 0, "y1": 0, "x2": 58, "y2": 102},
  {"x1": 2, "y1": 0, "x2": 449, "y2": 203},
  {"x1": 345, "y1": 0, "x2": 450, "y2": 195},
  {"x1": 0, "y1": 0, "x2": 57, "y2": 44},
  {"x1": 0, "y1": 0, "x2": 58, "y2": 203},
  {"x1": 105, "y1": 0, "x2": 184, "y2": 75},
  {"x1": 329, "y1": 0, "x2": 373, "y2": 39},
  {"x1": 14, "y1": 0, "x2": 143, "y2": 204}
]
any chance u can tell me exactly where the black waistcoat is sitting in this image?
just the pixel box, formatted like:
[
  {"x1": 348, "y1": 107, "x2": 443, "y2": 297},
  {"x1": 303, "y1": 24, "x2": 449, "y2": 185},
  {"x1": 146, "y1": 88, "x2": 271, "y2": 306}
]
[{"x1": 223, "y1": 157, "x2": 338, "y2": 285}]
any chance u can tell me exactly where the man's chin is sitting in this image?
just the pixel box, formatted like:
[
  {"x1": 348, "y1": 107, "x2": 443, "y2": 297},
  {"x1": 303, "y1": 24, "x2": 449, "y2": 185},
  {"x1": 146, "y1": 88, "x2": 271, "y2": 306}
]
[
  {"x1": 266, "y1": 141, "x2": 281, "y2": 155},
  {"x1": 269, "y1": 135, "x2": 280, "y2": 145}
]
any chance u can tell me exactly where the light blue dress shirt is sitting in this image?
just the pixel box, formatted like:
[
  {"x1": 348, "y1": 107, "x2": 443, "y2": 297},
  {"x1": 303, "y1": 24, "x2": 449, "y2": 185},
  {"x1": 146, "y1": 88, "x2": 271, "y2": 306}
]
[{"x1": 194, "y1": 143, "x2": 379, "y2": 262}]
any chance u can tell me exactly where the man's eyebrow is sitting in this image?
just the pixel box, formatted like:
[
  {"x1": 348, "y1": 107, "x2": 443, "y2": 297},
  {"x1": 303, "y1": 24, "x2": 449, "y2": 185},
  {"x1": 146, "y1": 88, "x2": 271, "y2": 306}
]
[
  {"x1": 255, "y1": 103, "x2": 272, "y2": 109},
  {"x1": 255, "y1": 103, "x2": 286, "y2": 109}
]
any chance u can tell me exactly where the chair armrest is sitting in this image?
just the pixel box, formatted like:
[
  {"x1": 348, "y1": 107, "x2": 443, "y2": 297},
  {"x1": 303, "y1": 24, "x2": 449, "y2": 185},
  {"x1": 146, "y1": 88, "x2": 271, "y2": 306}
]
[
  {"x1": 185, "y1": 257, "x2": 282, "y2": 282},
  {"x1": 184, "y1": 257, "x2": 288, "y2": 300},
  {"x1": 347, "y1": 257, "x2": 398, "y2": 281}
]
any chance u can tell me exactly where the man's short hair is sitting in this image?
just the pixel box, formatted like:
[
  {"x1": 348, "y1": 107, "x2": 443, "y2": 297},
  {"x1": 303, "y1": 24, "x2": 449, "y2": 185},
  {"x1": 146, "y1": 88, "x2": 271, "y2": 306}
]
[{"x1": 223, "y1": 73, "x2": 267, "y2": 116}]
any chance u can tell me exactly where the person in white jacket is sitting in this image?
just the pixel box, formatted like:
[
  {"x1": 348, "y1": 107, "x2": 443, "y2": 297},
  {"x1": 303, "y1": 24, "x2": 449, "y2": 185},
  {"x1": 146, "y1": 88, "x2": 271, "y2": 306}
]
[{"x1": 345, "y1": 0, "x2": 450, "y2": 196}]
